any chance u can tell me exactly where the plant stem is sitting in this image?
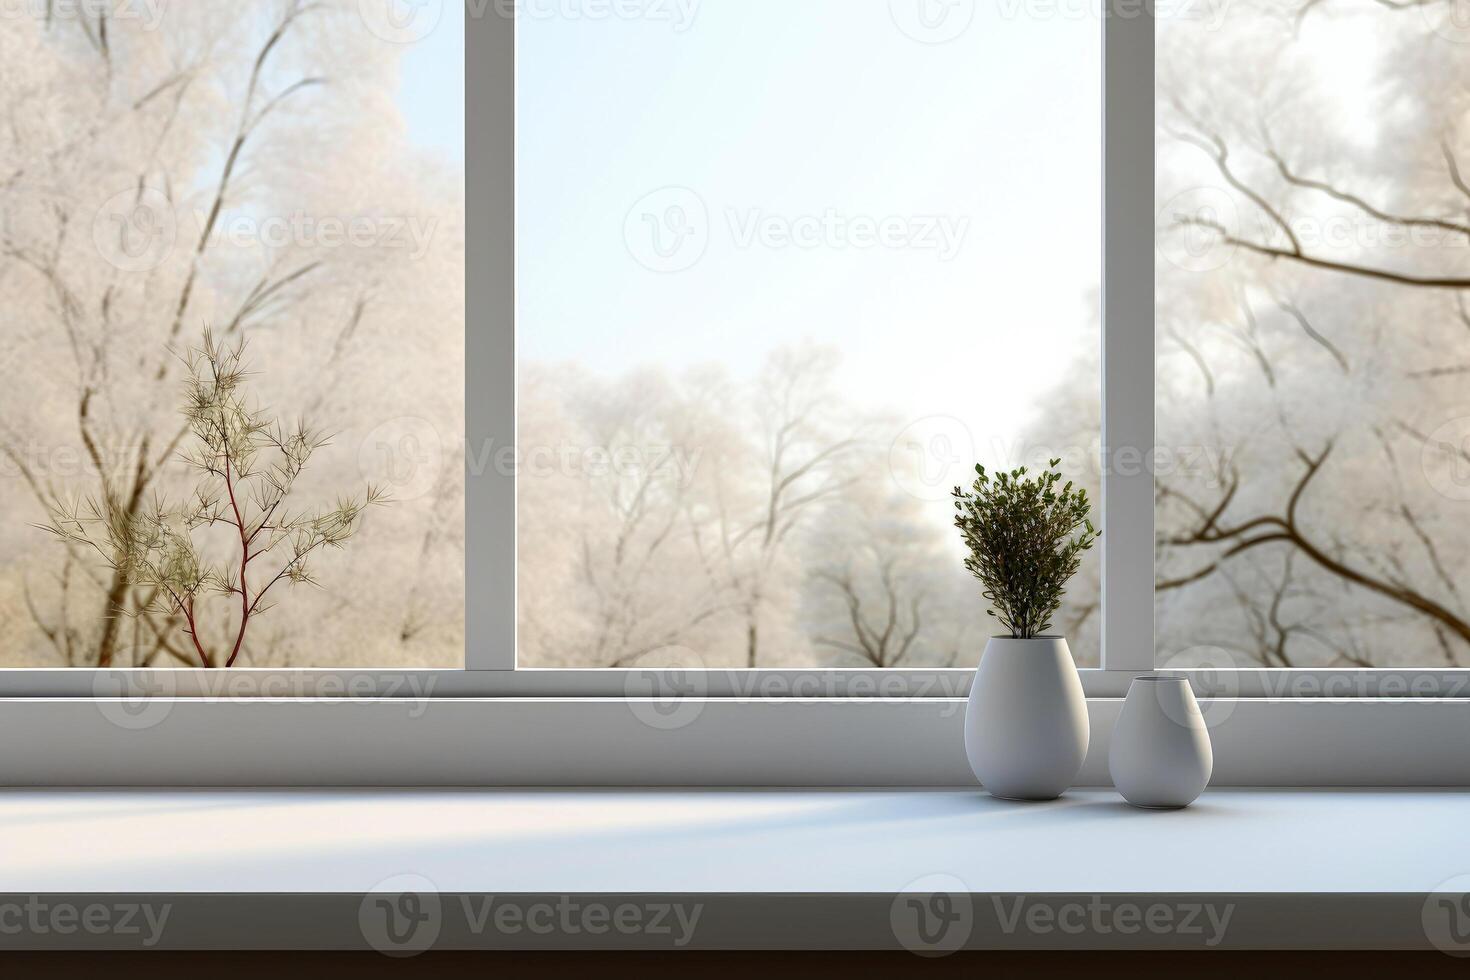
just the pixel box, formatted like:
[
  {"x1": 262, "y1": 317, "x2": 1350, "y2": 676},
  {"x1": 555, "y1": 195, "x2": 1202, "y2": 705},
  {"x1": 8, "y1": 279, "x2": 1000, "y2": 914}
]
[{"x1": 224, "y1": 453, "x2": 251, "y2": 669}]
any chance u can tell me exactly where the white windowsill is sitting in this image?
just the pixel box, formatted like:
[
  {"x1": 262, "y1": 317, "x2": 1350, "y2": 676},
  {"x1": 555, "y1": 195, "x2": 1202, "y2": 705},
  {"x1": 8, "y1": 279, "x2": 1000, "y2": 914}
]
[
  {"x1": 3, "y1": 697, "x2": 1468, "y2": 786},
  {"x1": 0, "y1": 788, "x2": 1465, "y2": 950}
]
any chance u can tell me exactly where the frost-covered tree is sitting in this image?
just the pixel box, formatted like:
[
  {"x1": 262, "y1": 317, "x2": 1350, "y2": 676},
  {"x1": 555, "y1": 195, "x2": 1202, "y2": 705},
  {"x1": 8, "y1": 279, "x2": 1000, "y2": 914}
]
[
  {"x1": 1148, "y1": 0, "x2": 1470, "y2": 667},
  {"x1": 517, "y1": 347, "x2": 984, "y2": 669},
  {"x1": 0, "y1": 2, "x2": 464, "y2": 667}
]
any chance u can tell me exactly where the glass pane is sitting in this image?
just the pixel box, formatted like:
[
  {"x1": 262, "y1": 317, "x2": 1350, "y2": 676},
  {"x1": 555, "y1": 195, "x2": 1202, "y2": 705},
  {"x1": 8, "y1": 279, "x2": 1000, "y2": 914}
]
[
  {"x1": 0, "y1": 2, "x2": 465, "y2": 667},
  {"x1": 1156, "y1": 1, "x2": 1469, "y2": 669},
  {"x1": 518, "y1": 2, "x2": 1102, "y2": 668}
]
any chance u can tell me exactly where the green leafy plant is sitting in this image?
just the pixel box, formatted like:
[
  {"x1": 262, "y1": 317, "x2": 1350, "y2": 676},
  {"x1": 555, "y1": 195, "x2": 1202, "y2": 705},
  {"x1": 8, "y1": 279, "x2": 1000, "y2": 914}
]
[
  {"x1": 952, "y1": 458, "x2": 1098, "y2": 639},
  {"x1": 40, "y1": 330, "x2": 388, "y2": 668}
]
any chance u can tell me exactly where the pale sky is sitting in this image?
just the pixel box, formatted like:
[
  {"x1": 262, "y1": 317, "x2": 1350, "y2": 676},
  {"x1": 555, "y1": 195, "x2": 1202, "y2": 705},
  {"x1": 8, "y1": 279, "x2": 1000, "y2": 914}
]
[
  {"x1": 514, "y1": 1, "x2": 1102, "y2": 472},
  {"x1": 397, "y1": 0, "x2": 466, "y2": 163},
  {"x1": 389, "y1": 3, "x2": 1384, "y2": 477}
]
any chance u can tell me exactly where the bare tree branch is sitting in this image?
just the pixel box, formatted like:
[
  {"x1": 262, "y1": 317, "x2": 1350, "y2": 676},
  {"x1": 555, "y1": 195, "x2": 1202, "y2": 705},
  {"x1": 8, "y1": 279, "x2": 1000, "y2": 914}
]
[{"x1": 1164, "y1": 445, "x2": 1470, "y2": 648}]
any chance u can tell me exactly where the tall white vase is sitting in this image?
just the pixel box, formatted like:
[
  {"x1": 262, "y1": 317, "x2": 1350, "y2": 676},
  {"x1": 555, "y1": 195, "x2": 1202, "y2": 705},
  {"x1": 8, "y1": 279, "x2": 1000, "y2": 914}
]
[
  {"x1": 964, "y1": 637, "x2": 1090, "y2": 801},
  {"x1": 1109, "y1": 676, "x2": 1214, "y2": 809}
]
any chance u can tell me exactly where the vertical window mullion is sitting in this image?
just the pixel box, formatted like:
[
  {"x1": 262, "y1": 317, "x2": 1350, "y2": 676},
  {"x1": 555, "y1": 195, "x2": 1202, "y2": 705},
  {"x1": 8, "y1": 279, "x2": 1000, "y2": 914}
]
[
  {"x1": 1100, "y1": 5, "x2": 1156, "y2": 672},
  {"x1": 465, "y1": 7, "x2": 516, "y2": 671}
]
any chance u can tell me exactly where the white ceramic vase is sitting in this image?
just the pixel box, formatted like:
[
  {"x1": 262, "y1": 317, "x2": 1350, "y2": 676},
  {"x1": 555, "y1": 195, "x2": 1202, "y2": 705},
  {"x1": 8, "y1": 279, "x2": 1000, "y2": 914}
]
[
  {"x1": 964, "y1": 637, "x2": 1090, "y2": 801},
  {"x1": 1108, "y1": 676, "x2": 1214, "y2": 809}
]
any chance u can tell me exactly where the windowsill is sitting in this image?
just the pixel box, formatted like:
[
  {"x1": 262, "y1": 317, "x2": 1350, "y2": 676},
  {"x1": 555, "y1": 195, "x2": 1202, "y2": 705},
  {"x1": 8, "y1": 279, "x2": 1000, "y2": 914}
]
[
  {"x1": 1, "y1": 788, "x2": 1464, "y2": 950},
  {"x1": 3, "y1": 696, "x2": 1468, "y2": 786}
]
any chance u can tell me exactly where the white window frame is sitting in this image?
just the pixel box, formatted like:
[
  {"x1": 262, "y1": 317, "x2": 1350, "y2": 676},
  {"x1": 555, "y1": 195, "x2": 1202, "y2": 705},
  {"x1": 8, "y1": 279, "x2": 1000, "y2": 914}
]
[{"x1": 4, "y1": 5, "x2": 1469, "y2": 787}]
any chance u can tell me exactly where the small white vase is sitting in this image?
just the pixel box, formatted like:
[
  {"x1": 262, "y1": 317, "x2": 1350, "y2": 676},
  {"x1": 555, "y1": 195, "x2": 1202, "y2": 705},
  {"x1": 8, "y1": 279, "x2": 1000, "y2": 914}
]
[
  {"x1": 1109, "y1": 676, "x2": 1214, "y2": 809},
  {"x1": 964, "y1": 637, "x2": 1090, "y2": 801}
]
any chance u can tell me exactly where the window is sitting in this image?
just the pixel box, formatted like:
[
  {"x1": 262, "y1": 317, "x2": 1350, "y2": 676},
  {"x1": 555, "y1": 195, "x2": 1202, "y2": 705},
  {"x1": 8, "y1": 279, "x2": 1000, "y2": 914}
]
[
  {"x1": 1, "y1": 2, "x2": 465, "y2": 668},
  {"x1": 1, "y1": 0, "x2": 1464, "y2": 745},
  {"x1": 515, "y1": 0, "x2": 1103, "y2": 670},
  {"x1": 1155, "y1": 0, "x2": 1470, "y2": 671}
]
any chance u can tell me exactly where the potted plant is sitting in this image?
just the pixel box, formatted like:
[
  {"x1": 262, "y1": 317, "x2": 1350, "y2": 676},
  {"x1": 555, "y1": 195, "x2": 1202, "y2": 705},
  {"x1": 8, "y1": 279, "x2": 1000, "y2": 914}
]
[{"x1": 952, "y1": 458, "x2": 1098, "y2": 800}]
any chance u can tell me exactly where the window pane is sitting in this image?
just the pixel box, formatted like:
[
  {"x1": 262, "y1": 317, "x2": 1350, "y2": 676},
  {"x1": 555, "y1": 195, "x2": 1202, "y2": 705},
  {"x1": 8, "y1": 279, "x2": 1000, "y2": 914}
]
[
  {"x1": 0, "y1": 2, "x2": 465, "y2": 668},
  {"x1": 1156, "y1": 1, "x2": 1468, "y2": 669},
  {"x1": 518, "y1": 2, "x2": 1102, "y2": 668}
]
